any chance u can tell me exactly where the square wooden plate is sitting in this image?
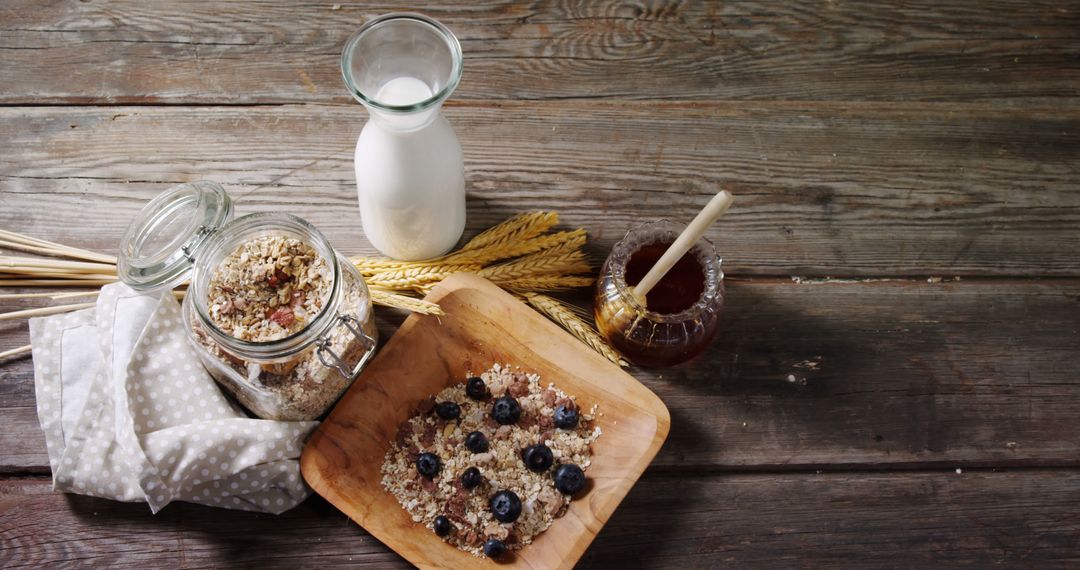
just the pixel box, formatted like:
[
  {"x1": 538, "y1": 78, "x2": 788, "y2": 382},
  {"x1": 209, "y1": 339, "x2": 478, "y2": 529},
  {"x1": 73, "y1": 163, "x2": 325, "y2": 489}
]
[{"x1": 301, "y1": 274, "x2": 670, "y2": 569}]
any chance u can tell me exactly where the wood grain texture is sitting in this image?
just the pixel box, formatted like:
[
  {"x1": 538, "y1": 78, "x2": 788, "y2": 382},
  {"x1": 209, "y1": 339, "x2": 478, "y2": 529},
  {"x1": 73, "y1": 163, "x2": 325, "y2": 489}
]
[
  {"x1": 2, "y1": 1, "x2": 1079, "y2": 566},
  {"x1": 1, "y1": 1, "x2": 1078, "y2": 104},
  {"x1": 3, "y1": 470, "x2": 1079, "y2": 568},
  {"x1": 302, "y1": 274, "x2": 669, "y2": 569},
  {"x1": 5, "y1": 278, "x2": 1079, "y2": 472},
  {"x1": 1, "y1": 104, "x2": 1078, "y2": 277}
]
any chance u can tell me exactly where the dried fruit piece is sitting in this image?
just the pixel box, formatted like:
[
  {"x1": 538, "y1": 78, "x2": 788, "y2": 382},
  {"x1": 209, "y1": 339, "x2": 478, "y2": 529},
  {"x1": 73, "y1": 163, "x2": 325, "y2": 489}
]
[{"x1": 267, "y1": 306, "x2": 294, "y2": 328}]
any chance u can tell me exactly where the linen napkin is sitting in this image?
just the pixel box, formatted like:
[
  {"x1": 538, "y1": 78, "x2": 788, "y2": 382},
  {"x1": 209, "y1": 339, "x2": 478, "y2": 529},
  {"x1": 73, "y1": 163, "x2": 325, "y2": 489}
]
[{"x1": 29, "y1": 282, "x2": 318, "y2": 514}]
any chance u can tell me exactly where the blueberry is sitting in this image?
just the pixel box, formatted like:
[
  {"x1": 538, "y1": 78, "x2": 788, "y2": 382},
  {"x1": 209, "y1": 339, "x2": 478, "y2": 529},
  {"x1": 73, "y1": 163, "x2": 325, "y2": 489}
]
[
  {"x1": 553, "y1": 404, "x2": 579, "y2": 429},
  {"x1": 435, "y1": 401, "x2": 461, "y2": 420},
  {"x1": 416, "y1": 452, "x2": 440, "y2": 478},
  {"x1": 461, "y1": 467, "x2": 483, "y2": 489},
  {"x1": 521, "y1": 444, "x2": 554, "y2": 473},
  {"x1": 466, "y1": 376, "x2": 488, "y2": 400},
  {"x1": 553, "y1": 463, "x2": 586, "y2": 495},
  {"x1": 491, "y1": 396, "x2": 522, "y2": 425},
  {"x1": 489, "y1": 490, "x2": 522, "y2": 523},
  {"x1": 433, "y1": 515, "x2": 451, "y2": 537},
  {"x1": 464, "y1": 431, "x2": 489, "y2": 453},
  {"x1": 482, "y1": 538, "x2": 507, "y2": 559}
]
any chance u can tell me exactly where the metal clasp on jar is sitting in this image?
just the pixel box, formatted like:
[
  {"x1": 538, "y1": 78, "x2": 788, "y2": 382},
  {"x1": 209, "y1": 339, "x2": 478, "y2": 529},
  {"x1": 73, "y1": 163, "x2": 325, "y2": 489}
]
[
  {"x1": 316, "y1": 314, "x2": 376, "y2": 379},
  {"x1": 180, "y1": 225, "x2": 216, "y2": 262}
]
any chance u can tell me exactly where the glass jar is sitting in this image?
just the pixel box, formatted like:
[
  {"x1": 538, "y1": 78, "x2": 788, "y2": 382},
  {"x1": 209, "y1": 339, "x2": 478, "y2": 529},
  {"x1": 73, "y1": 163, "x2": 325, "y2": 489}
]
[
  {"x1": 594, "y1": 221, "x2": 725, "y2": 367},
  {"x1": 341, "y1": 12, "x2": 466, "y2": 261},
  {"x1": 117, "y1": 182, "x2": 378, "y2": 420}
]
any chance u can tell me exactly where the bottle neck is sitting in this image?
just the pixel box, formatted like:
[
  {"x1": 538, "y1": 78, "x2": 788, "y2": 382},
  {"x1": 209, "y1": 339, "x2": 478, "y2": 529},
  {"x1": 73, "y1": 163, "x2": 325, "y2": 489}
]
[{"x1": 367, "y1": 104, "x2": 441, "y2": 132}]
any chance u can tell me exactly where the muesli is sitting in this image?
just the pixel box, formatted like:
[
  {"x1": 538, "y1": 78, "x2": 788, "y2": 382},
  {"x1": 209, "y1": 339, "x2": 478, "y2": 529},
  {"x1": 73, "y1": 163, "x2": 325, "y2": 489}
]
[
  {"x1": 381, "y1": 364, "x2": 601, "y2": 559},
  {"x1": 190, "y1": 235, "x2": 373, "y2": 420},
  {"x1": 206, "y1": 235, "x2": 331, "y2": 342}
]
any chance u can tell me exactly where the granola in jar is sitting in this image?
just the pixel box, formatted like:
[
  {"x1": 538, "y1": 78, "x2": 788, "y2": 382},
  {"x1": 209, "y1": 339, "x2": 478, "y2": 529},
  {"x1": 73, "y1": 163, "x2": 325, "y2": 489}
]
[
  {"x1": 206, "y1": 236, "x2": 331, "y2": 342},
  {"x1": 116, "y1": 183, "x2": 377, "y2": 422},
  {"x1": 188, "y1": 234, "x2": 376, "y2": 421},
  {"x1": 381, "y1": 364, "x2": 601, "y2": 559}
]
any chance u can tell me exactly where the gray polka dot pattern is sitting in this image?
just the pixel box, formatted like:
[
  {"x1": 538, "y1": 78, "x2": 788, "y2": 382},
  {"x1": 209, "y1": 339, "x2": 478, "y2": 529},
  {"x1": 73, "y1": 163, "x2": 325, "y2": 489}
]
[{"x1": 29, "y1": 283, "x2": 317, "y2": 514}]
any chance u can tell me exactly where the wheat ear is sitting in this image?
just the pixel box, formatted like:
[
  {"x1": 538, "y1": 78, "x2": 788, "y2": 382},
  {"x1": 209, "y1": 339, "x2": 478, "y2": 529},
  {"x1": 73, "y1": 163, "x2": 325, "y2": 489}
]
[
  {"x1": 478, "y1": 249, "x2": 590, "y2": 282},
  {"x1": 444, "y1": 229, "x2": 587, "y2": 266},
  {"x1": 369, "y1": 288, "x2": 443, "y2": 315},
  {"x1": 522, "y1": 293, "x2": 628, "y2": 367},
  {"x1": 460, "y1": 211, "x2": 558, "y2": 252},
  {"x1": 498, "y1": 275, "x2": 596, "y2": 291},
  {"x1": 366, "y1": 263, "x2": 481, "y2": 285}
]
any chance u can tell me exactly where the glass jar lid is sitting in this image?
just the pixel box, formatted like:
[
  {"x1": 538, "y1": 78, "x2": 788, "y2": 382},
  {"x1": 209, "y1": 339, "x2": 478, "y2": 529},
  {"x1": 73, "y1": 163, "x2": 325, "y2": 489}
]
[{"x1": 117, "y1": 181, "x2": 233, "y2": 292}]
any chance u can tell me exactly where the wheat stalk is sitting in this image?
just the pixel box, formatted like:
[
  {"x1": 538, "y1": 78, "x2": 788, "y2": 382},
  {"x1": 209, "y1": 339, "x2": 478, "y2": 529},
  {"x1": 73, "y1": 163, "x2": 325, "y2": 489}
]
[
  {"x1": 352, "y1": 257, "x2": 423, "y2": 275},
  {"x1": 0, "y1": 256, "x2": 118, "y2": 274},
  {"x1": 0, "y1": 344, "x2": 32, "y2": 359},
  {"x1": 370, "y1": 288, "x2": 443, "y2": 315},
  {"x1": 367, "y1": 271, "x2": 461, "y2": 290},
  {"x1": 352, "y1": 212, "x2": 567, "y2": 272},
  {"x1": 0, "y1": 302, "x2": 96, "y2": 321},
  {"x1": 0, "y1": 291, "x2": 100, "y2": 300},
  {"x1": 366, "y1": 263, "x2": 481, "y2": 286},
  {"x1": 498, "y1": 275, "x2": 596, "y2": 291},
  {"x1": 523, "y1": 293, "x2": 627, "y2": 367},
  {"x1": 0, "y1": 211, "x2": 604, "y2": 339},
  {"x1": 1, "y1": 272, "x2": 119, "y2": 280},
  {"x1": 459, "y1": 211, "x2": 558, "y2": 252},
  {"x1": 0, "y1": 230, "x2": 116, "y2": 264},
  {"x1": 443, "y1": 229, "x2": 587, "y2": 266},
  {"x1": 478, "y1": 249, "x2": 589, "y2": 282},
  {"x1": 0, "y1": 278, "x2": 118, "y2": 287}
]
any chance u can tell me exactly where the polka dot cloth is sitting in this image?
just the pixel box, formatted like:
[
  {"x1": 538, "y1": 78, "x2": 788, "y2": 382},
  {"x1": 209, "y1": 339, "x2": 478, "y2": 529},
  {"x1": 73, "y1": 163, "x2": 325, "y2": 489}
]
[{"x1": 29, "y1": 283, "x2": 318, "y2": 514}]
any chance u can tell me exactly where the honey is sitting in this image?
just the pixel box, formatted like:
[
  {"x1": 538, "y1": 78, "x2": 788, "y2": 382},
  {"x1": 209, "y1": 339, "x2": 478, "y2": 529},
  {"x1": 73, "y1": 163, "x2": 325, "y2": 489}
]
[
  {"x1": 594, "y1": 222, "x2": 724, "y2": 367},
  {"x1": 623, "y1": 242, "x2": 706, "y2": 315}
]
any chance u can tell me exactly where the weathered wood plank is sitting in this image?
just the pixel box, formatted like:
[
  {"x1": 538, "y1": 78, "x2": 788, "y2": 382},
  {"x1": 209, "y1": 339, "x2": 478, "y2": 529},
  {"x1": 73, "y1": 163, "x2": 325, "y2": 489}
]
[
  {"x1": 4, "y1": 279, "x2": 1079, "y2": 472},
  {"x1": 1, "y1": 1, "x2": 1078, "y2": 104},
  {"x1": 3, "y1": 470, "x2": 1079, "y2": 568},
  {"x1": 1, "y1": 104, "x2": 1077, "y2": 277}
]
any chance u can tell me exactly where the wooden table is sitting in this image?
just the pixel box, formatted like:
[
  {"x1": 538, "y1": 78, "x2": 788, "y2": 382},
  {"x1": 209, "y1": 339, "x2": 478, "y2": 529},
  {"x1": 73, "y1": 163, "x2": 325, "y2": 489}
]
[{"x1": 2, "y1": 2, "x2": 1079, "y2": 567}]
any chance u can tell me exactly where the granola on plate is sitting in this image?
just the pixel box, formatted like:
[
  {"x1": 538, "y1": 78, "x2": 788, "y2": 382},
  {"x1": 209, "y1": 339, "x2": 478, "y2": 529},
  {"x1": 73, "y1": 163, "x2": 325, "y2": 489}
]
[{"x1": 381, "y1": 364, "x2": 601, "y2": 558}]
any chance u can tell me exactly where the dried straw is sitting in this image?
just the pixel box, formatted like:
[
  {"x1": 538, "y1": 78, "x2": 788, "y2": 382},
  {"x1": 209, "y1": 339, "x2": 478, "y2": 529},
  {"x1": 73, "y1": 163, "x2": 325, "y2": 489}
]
[
  {"x1": 370, "y1": 288, "x2": 443, "y2": 315},
  {"x1": 0, "y1": 229, "x2": 116, "y2": 264},
  {"x1": 498, "y1": 275, "x2": 596, "y2": 291},
  {"x1": 0, "y1": 291, "x2": 100, "y2": 300},
  {"x1": 0, "y1": 344, "x2": 32, "y2": 359},
  {"x1": 1, "y1": 211, "x2": 620, "y2": 363},
  {"x1": 0, "y1": 279, "x2": 117, "y2": 287},
  {"x1": 0, "y1": 302, "x2": 96, "y2": 321}
]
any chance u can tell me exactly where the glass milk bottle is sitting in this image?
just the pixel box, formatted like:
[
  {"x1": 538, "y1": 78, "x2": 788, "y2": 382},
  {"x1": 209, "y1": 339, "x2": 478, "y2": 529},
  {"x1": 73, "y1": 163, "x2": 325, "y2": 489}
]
[{"x1": 341, "y1": 13, "x2": 466, "y2": 261}]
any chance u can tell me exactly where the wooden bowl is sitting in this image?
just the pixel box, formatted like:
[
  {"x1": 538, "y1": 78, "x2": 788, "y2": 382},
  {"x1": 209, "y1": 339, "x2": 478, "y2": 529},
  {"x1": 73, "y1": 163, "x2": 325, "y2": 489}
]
[{"x1": 301, "y1": 274, "x2": 670, "y2": 569}]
